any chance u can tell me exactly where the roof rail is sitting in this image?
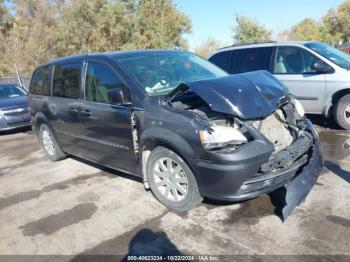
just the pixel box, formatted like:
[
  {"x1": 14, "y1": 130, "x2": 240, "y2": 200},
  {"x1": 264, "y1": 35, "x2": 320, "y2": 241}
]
[
  {"x1": 218, "y1": 41, "x2": 277, "y2": 50},
  {"x1": 46, "y1": 52, "x2": 102, "y2": 64}
]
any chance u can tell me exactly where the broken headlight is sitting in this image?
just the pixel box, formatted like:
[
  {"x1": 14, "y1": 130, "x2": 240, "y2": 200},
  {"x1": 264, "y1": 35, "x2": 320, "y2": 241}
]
[
  {"x1": 291, "y1": 98, "x2": 305, "y2": 118},
  {"x1": 199, "y1": 125, "x2": 247, "y2": 150}
]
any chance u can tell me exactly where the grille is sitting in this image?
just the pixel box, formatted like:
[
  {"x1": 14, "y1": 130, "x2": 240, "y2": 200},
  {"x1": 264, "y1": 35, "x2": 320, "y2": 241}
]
[
  {"x1": 8, "y1": 120, "x2": 30, "y2": 126},
  {"x1": 2, "y1": 107, "x2": 29, "y2": 117}
]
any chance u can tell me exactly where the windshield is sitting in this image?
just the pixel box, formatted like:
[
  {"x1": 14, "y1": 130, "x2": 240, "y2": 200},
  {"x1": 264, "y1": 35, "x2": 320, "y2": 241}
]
[
  {"x1": 0, "y1": 85, "x2": 27, "y2": 99},
  {"x1": 114, "y1": 51, "x2": 227, "y2": 96},
  {"x1": 305, "y1": 42, "x2": 350, "y2": 69}
]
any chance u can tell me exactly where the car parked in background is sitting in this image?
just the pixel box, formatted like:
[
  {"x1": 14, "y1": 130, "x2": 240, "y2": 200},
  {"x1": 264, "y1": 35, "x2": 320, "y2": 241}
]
[
  {"x1": 0, "y1": 84, "x2": 31, "y2": 131},
  {"x1": 209, "y1": 41, "x2": 350, "y2": 129},
  {"x1": 29, "y1": 50, "x2": 322, "y2": 216}
]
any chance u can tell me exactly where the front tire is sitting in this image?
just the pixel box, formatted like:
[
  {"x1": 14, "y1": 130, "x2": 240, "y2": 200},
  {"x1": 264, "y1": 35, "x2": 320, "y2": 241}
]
[
  {"x1": 334, "y1": 94, "x2": 350, "y2": 130},
  {"x1": 39, "y1": 124, "x2": 67, "y2": 161},
  {"x1": 146, "y1": 147, "x2": 203, "y2": 212}
]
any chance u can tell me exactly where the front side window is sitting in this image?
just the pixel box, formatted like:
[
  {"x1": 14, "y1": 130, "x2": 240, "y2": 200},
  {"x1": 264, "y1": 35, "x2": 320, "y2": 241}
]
[
  {"x1": 85, "y1": 62, "x2": 126, "y2": 104},
  {"x1": 0, "y1": 85, "x2": 27, "y2": 99},
  {"x1": 52, "y1": 63, "x2": 81, "y2": 99},
  {"x1": 114, "y1": 52, "x2": 227, "y2": 96},
  {"x1": 230, "y1": 47, "x2": 273, "y2": 74},
  {"x1": 273, "y1": 46, "x2": 324, "y2": 74},
  {"x1": 305, "y1": 42, "x2": 350, "y2": 69},
  {"x1": 209, "y1": 51, "x2": 231, "y2": 72},
  {"x1": 30, "y1": 66, "x2": 51, "y2": 95}
]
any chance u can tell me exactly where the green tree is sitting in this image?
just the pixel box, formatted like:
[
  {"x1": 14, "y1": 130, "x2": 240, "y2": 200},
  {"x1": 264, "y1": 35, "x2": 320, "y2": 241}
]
[
  {"x1": 0, "y1": 0, "x2": 191, "y2": 77},
  {"x1": 232, "y1": 14, "x2": 272, "y2": 44},
  {"x1": 322, "y1": 1, "x2": 350, "y2": 44},
  {"x1": 286, "y1": 3, "x2": 349, "y2": 45},
  {"x1": 0, "y1": 0, "x2": 58, "y2": 76},
  {"x1": 131, "y1": 0, "x2": 191, "y2": 49},
  {"x1": 53, "y1": 0, "x2": 132, "y2": 56},
  {"x1": 0, "y1": 0, "x2": 13, "y2": 34},
  {"x1": 52, "y1": 0, "x2": 191, "y2": 54},
  {"x1": 288, "y1": 18, "x2": 333, "y2": 43},
  {"x1": 193, "y1": 37, "x2": 222, "y2": 58}
]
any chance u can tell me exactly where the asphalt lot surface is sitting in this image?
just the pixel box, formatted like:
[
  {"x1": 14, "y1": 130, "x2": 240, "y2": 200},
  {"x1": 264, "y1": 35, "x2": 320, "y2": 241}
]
[{"x1": 0, "y1": 116, "x2": 349, "y2": 259}]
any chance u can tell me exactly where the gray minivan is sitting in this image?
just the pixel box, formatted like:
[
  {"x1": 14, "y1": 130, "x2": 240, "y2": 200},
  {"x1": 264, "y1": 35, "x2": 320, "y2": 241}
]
[
  {"x1": 28, "y1": 50, "x2": 322, "y2": 215},
  {"x1": 209, "y1": 41, "x2": 350, "y2": 129}
]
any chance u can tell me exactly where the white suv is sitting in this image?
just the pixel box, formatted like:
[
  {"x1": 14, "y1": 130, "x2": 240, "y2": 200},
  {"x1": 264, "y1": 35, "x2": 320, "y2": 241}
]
[{"x1": 209, "y1": 41, "x2": 350, "y2": 129}]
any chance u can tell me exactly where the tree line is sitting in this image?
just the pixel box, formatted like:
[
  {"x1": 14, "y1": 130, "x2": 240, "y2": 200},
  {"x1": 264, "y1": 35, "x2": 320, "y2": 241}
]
[
  {"x1": 0, "y1": 0, "x2": 191, "y2": 77},
  {"x1": 1, "y1": 0, "x2": 350, "y2": 77}
]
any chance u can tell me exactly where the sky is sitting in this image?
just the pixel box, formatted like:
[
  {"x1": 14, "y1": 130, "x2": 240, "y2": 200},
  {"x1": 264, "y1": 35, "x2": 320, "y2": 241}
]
[
  {"x1": 174, "y1": 0, "x2": 344, "y2": 50},
  {"x1": 4, "y1": 0, "x2": 344, "y2": 50}
]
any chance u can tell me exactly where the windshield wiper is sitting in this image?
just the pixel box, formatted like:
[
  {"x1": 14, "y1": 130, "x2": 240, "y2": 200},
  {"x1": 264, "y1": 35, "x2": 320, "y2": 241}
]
[{"x1": 163, "y1": 84, "x2": 187, "y2": 102}]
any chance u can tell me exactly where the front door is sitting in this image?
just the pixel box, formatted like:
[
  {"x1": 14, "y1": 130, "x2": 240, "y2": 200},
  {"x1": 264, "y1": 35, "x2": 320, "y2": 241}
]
[
  {"x1": 78, "y1": 61, "x2": 137, "y2": 174},
  {"x1": 272, "y1": 46, "x2": 327, "y2": 113}
]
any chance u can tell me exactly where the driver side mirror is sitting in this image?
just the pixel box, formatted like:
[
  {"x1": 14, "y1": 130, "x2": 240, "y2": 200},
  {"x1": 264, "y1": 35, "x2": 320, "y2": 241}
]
[
  {"x1": 311, "y1": 61, "x2": 333, "y2": 73},
  {"x1": 108, "y1": 87, "x2": 131, "y2": 106}
]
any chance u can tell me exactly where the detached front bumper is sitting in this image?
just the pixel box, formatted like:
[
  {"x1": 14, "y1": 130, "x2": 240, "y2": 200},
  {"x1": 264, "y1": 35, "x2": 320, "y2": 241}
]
[{"x1": 194, "y1": 121, "x2": 323, "y2": 202}]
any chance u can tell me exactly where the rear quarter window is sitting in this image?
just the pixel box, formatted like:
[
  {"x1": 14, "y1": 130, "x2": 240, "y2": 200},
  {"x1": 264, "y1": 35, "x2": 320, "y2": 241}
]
[
  {"x1": 209, "y1": 51, "x2": 232, "y2": 72},
  {"x1": 52, "y1": 63, "x2": 81, "y2": 99},
  {"x1": 30, "y1": 66, "x2": 52, "y2": 95},
  {"x1": 230, "y1": 47, "x2": 273, "y2": 74}
]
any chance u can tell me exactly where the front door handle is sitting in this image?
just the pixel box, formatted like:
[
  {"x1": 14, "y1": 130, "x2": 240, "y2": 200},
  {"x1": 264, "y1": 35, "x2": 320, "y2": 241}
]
[
  {"x1": 80, "y1": 110, "x2": 92, "y2": 117},
  {"x1": 69, "y1": 107, "x2": 79, "y2": 114}
]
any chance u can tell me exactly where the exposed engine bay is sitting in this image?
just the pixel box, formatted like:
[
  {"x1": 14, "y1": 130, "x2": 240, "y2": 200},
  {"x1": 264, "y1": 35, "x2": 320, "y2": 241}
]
[
  {"x1": 159, "y1": 71, "x2": 322, "y2": 220},
  {"x1": 168, "y1": 89, "x2": 314, "y2": 174},
  {"x1": 158, "y1": 71, "x2": 322, "y2": 220}
]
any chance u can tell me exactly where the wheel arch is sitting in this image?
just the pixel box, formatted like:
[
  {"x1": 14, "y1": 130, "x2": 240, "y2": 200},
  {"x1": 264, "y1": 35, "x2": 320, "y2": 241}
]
[
  {"x1": 32, "y1": 113, "x2": 62, "y2": 145},
  {"x1": 325, "y1": 88, "x2": 350, "y2": 117},
  {"x1": 33, "y1": 112, "x2": 51, "y2": 135},
  {"x1": 139, "y1": 128, "x2": 196, "y2": 189}
]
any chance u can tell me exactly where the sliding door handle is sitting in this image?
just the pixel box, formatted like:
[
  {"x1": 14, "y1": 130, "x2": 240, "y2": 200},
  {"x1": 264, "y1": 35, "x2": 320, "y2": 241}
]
[
  {"x1": 80, "y1": 110, "x2": 92, "y2": 117},
  {"x1": 68, "y1": 108, "x2": 79, "y2": 114}
]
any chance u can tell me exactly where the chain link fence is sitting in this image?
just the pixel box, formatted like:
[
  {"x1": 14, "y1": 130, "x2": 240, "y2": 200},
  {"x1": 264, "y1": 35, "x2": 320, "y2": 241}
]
[{"x1": 0, "y1": 77, "x2": 31, "y2": 90}]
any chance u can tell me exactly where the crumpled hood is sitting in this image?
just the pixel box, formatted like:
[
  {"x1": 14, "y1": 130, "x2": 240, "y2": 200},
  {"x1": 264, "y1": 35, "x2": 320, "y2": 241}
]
[
  {"x1": 170, "y1": 70, "x2": 288, "y2": 120},
  {"x1": 0, "y1": 96, "x2": 28, "y2": 110}
]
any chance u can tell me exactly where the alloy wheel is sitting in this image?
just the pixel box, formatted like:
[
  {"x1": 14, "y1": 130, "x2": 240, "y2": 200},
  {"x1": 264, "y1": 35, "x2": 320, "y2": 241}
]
[
  {"x1": 42, "y1": 129, "x2": 55, "y2": 156},
  {"x1": 344, "y1": 104, "x2": 350, "y2": 124},
  {"x1": 152, "y1": 157, "x2": 189, "y2": 202}
]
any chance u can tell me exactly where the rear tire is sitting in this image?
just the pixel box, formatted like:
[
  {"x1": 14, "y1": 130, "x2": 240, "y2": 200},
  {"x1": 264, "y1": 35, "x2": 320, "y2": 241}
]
[
  {"x1": 39, "y1": 124, "x2": 67, "y2": 161},
  {"x1": 146, "y1": 147, "x2": 203, "y2": 212},
  {"x1": 334, "y1": 94, "x2": 350, "y2": 130}
]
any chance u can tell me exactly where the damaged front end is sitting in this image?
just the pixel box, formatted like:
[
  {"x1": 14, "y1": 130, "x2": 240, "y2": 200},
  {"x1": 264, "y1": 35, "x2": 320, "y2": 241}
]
[{"x1": 166, "y1": 71, "x2": 323, "y2": 220}]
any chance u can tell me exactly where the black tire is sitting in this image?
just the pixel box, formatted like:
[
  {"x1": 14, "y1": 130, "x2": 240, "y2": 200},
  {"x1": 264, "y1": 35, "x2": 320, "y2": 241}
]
[
  {"x1": 146, "y1": 147, "x2": 203, "y2": 212},
  {"x1": 39, "y1": 124, "x2": 67, "y2": 161},
  {"x1": 334, "y1": 94, "x2": 350, "y2": 130}
]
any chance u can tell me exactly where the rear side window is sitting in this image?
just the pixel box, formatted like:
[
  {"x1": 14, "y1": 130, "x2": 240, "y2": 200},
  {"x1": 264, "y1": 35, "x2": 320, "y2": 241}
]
[
  {"x1": 85, "y1": 62, "x2": 126, "y2": 104},
  {"x1": 30, "y1": 66, "x2": 51, "y2": 95},
  {"x1": 209, "y1": 51, "x2": 231, "y2": 72},
  {"x1": 52, "y1": 63, "x2": 81, "y2": 99},
  {"x1": 230, "y1": 47, "x2": 273, "y2": 74}
]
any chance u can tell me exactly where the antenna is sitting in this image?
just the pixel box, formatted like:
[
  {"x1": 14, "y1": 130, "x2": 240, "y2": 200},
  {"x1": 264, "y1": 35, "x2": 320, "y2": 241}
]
[
  {"x1": 160, "y1": 0, "x2": 164, "y2": 49},
  {"x1": 14, "y1": 64, "x2": 24, "y2": 88}
]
